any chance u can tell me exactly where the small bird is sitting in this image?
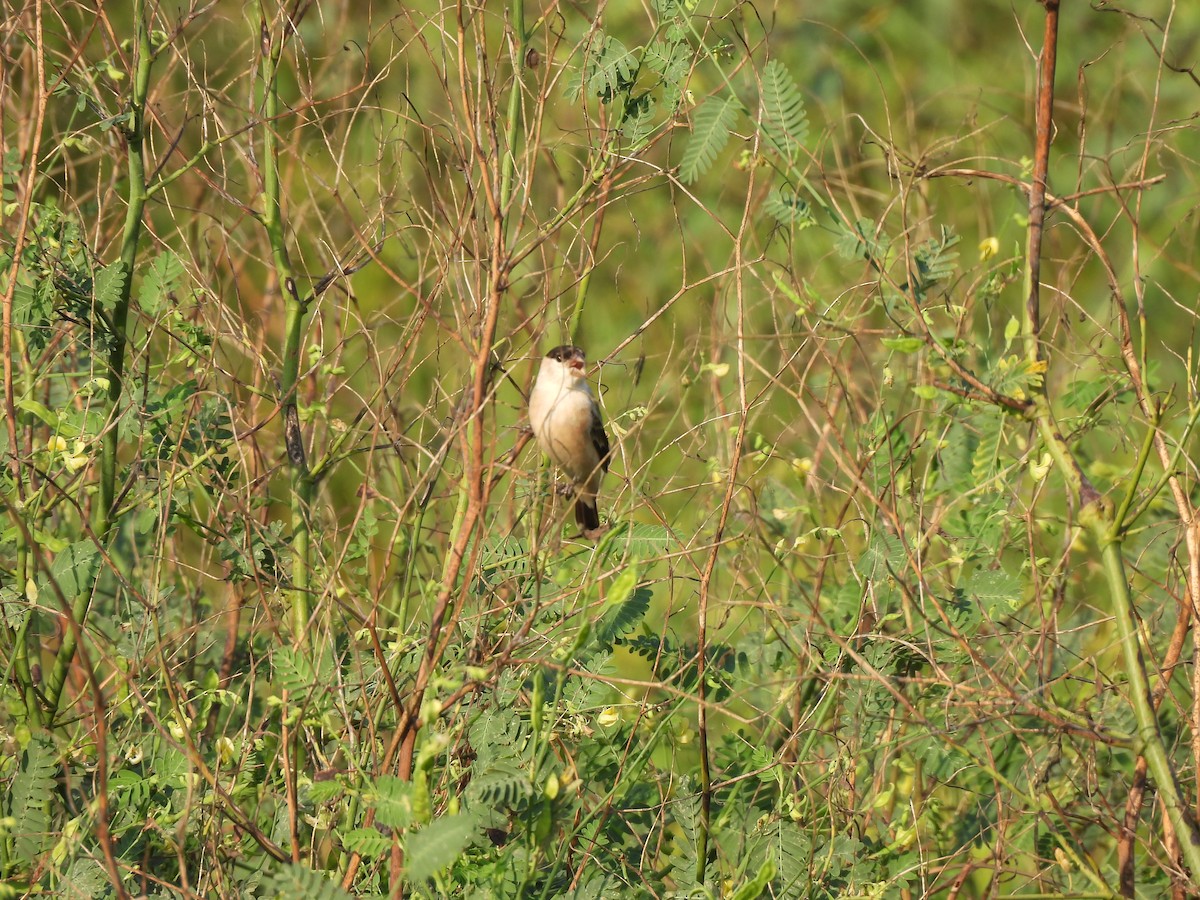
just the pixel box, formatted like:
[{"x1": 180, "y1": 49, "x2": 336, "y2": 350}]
[{"x1": 528, "y1": 345, "x2": 612, "y2": 537}]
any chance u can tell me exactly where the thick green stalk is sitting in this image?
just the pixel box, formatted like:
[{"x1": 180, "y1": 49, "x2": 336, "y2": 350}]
[
  {"x1": 258, "y1": 2, "x2": 311, "y2": 643},
  {"x1": 10, "y1": 557, "x2": 41, "y2": 728},
  {"x1": 43, "y1": 2, "x2": 152, "y2": 719},
  {"x1": 1087, "y1": 506, "x2": 1200, "y2": 878},
  {"x1": 1018, "y1": 2, "x2": 1200, "y2": 884},
  {"x1": 498, "y1": 0, "x2": 526, "y2": 214}
]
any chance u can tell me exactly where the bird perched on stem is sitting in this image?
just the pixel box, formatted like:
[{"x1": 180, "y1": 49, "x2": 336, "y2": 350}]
[{"x1": 528, "y1": 345, "x2": 611, "y2": 538}]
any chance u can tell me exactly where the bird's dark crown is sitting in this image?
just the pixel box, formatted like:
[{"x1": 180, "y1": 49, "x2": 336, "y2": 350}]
[{"x1": 545, "y1": 345, "x2": 585, "y2": 362}]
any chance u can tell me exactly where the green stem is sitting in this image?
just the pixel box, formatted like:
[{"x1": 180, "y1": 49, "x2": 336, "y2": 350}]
[
  {"x1": 258, "y1": 1, "x2": 311, "y2": 644},
  {"x1": 1112, "y1": 403, "x2": 1160, "y2": 532},
  {"x1": 567, "y1": 268, "x2": 591, "y2": 342},
  {"x1": 44, "y1": 0, "x2": 152, "y2": 719},
  {"x1": 1015, "y1": 5, "x2": 1200, "y2": 881},
  {"x1": 1089, "y1": 510, "x2": 1200, "y2": 879},
  {"x1": 1122, "y1": 400, "x2": 1200, "y2": 531},
  {"x1": 498, "y1": 0, "x2": 526, "y2": 215}
]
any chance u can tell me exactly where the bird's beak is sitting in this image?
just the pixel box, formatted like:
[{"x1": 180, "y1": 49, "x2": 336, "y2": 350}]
[{"x1": 568, "y1": 358, "x2": 586, "y2": 373}]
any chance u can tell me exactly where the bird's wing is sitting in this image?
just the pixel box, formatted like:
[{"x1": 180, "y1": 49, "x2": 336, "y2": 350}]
[{"x1": 590, "y1": 401, "x2": 612, "y2": 472}]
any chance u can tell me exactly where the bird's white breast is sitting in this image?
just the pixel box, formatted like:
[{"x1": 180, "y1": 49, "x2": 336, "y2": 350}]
[{"x1": 530, "y1": 367, "x2": 600, "y2": 483}]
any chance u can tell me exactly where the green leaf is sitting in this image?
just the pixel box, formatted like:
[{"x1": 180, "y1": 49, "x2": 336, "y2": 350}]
[
  {"x1": 681, "y1": 94, "x2": 738, "y2": 183},
  {"x1": 272, "y1": 646, "x2": 314, "y2": 692},
  {"x1": 1063, "y1": 376, "x2": 1110, "y2": 410},
  {"x1": 644, "y1": 36, "x2": 690, "y2": 109},
  {"x1": 970, "y1": 407, "x2": 1004, "y2": 485},
  {"x1": 369, "y1": 775, "x2": 414, "y2": 830},
  {"x1": 1003, "y1": 314, "x2": 1020, "y2": 348},
  {"x1": 908, "y1": 226, "x2": 960, "y2": 294},
  {"x1": 755, "y1": 820, "x2": 812, "y2": 895},
  {"x1": 855, "y1": 530, "x2": 905, "y2": 580},
  {"x1": 763, "y1": 188, "x2": 815, "y2": 227},
  {"x1": 594, "y1": 586, "x2": 651, "y2": 650},
  {"x1": 13, "y1": 279, "x2": 53, "y2": 352},
  {"x1": 340, "y1": 827, "x2": 391, "y2": 859},
  {"x1": 469, "y1": 761, "x2": 533, "y2": 808},
  {"x1": 759, "y1": 59, "x2": 808, "y2": 160},
  {"x1": 307, "y1": 779, "x2": 343, "y2": 804},
  {"x1": 882, "y1": 337, "x2": 924, "y2": 353},
  {"x1": 620, "y1": 93, "x2": 658, "y2": 145},
  {"x1": 620, "y1": 523, "x2": 674, "y2": 556},
  {"x1": 263, "y1": 864, "x2": 355, "y2": 900},
  {"x1": 403, "y1": 814, "x2": 475, "y2": 883},
  {"x1": 12, "y1": 735, "x2": 56, "y2": 862},
  {"x1": 59, "y1": 859, "x2": 109, "y2": 899},
  {"x1": 835, "y1": 217, "x2": 889, "y2": 262},
  {"x1": 38, "y1": 540, "x2": 99, "y2": 601},
  {"x1": 571, "y1": 33, "x2": 637, "y2": 103},
  {"x1": 731, "y1": 857, "x2": 777, "y2": 900},
  {"x1": 140, "y1": 251, "x2": 185, "y2": 316},
  {"x1": 968, "y1": 568, "x2": 1021, "y2": 615},
  {"x1": 16, "y1": 398, "x2": 60, "y2": 428},
  {"x1": 94, "y1": 260, "x2": 128, "y2": 314}
]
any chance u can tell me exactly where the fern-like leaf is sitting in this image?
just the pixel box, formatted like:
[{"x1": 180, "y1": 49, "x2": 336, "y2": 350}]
[
  {"x1": 340, "y1": 826, "x2": 391, "y2": 859},
  {"x1": 834, "y1": 217, "x2": 889, "y2": 263},
  {"x1": 619, "y1": 523, "x2": 674, "y2": 556},
  {"x1": 11, "y1": 735, "x2": 56, "y2": 862},
  {"x1": 272, "y1": 646, "x2": 314, "y2": 693},
  {"x1": 403, "y1": 814, "x2": 476, "y2": 883},
  {"x1": 621, "y1": 93, "x2": 657, "y2": 145},
  {"x1": 667, "y1": 781, "x2": 703, "y2": 890},
  {"x1": 967, "y1": 568, "x2": 1021, "y2": 617},
  {"x1": 93, "y1": 260, "x2": 127, "y2": 316},
  {"x1": 759, "y1": 60, "x2": 808, "y2": 161},
  {"x1": 593, "y1": 586, "x2": 651, "y2": 650},
  {"x1": 855, "y1": 529, "x2": 905, "y2": 580},
  {"x1": 681, "y1": 95, "x2": 738, "y2": 183},
  {"x1": 907, "y1": 225, "x2": 960, "y2": 298},
  {"x1": 369, "y1": 775, "x2": 415, "y2": 830},
  {"x1": 570, "y1": 34, "x2": 637, "y2": 103},
  {"x1": 140, "y1": 250, "x2": 185, "y2": 315},
  {"x1": 469, "y1": 761, "x2": 533, "y2": 808},
  {"x1": 644, "y1": 35, "x2": 690, "y2": 110},
  {"x1": 763, "y1": 188, "x2": 815, "y2": 228},
  {"x1": 970, "y1": 407, "x2": 1004, "y2": 486},
  {"x1": 752, "y1": 820, "x2": 813, "y2": 899},
  {"x1": 264, "y1": 864, "x2": 356, "y2": 900}
]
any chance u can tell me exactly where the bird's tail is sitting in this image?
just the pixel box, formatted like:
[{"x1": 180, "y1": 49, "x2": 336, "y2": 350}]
[{"x1": 574, "y1": 498, "x2": 600, "y2": 534}]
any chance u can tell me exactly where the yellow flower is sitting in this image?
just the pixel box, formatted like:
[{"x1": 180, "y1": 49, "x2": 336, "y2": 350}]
[{"x1": 63, "y1": 441, "x2": 89, "y2": 473}]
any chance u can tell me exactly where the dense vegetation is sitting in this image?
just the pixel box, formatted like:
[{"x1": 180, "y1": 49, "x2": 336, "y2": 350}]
[{"x1": 4, "y1": 1, "x2": 1200, "y2": 897}]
